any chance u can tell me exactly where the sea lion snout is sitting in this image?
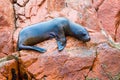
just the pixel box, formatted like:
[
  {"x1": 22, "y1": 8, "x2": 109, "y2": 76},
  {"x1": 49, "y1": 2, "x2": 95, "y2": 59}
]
[
  {"x1": 75, "y1": 29, "x2": 90, "y2": 42},
  {"x1": 82, "y1": 37, "x2": 90, "y2": 42},
  {"x1": 79, "y1": 35, "x2": 90, "y2": 42},
  {"x1": 81, "y1": 28, "x2": 91, "y2": 42}
]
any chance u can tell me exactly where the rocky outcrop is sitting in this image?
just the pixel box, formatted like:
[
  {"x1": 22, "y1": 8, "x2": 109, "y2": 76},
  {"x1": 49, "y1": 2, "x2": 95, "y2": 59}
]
[
  {"x1": 18, "y1": 34, "x2": 106, "y2": 80},
  {"x1": 0, "y1": 0, "x2": 120, "y2": 80}
]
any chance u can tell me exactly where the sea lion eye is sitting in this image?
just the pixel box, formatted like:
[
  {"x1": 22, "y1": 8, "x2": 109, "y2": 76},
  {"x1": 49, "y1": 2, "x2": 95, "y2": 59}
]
[{"x1": 82, "y1": 33, "x2": 86, "y2": 36}]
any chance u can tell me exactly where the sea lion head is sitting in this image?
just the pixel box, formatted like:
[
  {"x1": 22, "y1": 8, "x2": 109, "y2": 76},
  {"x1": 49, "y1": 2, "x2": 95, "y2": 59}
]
[{"x1": 75, "y1": 27, "x2": 90, "y2": 42}]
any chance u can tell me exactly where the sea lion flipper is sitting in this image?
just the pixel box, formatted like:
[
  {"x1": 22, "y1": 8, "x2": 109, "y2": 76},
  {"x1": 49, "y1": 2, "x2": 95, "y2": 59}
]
[
  {"x1": 57, "y1": 41, "x2": 65, "y2": 51},
  {"x1": 32, "y1": 46, "x2": 46, "y2": 53},
  {"x1": 18, "y1": 44, "x2": 46, "y2": 53},
  {"x1": 56, "y1": 37, "x2": 66, "y2": 51},
  {"x1": 55, "y1": 26, "x2": 66, "y2": 51}
]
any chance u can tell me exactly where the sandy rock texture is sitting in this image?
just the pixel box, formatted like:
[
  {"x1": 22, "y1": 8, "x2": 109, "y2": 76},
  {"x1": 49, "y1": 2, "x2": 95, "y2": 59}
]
[{"x1": 0, "y1": 0, "x2": 120, "y2": 80}]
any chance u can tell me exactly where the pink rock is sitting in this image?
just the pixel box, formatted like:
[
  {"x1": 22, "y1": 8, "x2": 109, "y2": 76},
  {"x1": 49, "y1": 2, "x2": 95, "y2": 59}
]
[
  {"x1": 0, "y1": 0, "x2": 15, "y2": 58},
  {"x1": 47, "y1": 0, "x2": 65, "y2": 12},
  {"x1": 12, "y1": 0, "x2": 120, "y2": 79},
  {"x1": 19, "y1": 37, "x2": 96, "y2": 80},
  {"x1": 96, "y1": 0, "x2": 120, "y2": 41},
  {"x1": 87, "y1": 43, "x2": 120, "y2": 80}
]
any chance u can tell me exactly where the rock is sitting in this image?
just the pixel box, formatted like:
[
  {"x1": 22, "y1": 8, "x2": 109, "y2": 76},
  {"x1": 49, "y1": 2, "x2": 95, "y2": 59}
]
[
  {"x1": 0, "y1": 0, "x2": 118, "y2": 79},
  {"x1": 19, "y1": 37, "x2": 97, "y2": 80},
  {"x1": 114, "y1": 11, "x2": 120, "y2": 42},
  {"x1": 94, "y1": 0, "x2": 120, "y2": 41},
  {"x1": 87, "y1": 43, "x2": 120, "y2": 80},
  {"x1": 13, "y1": 0, "x2": 100, "y2": 48},
  {"x1": 0, "y1": 55, "x2": 19, "y2": 80},
  {"x1": 13, "y1": 0, "x2": 114, "y2": 80},
  {"x1": 0, "y1": 73, "x2": 6, "y2": 80},
  {"x1": 47, "y1": 0, "x2": 65, "y2": 12},
  {"x1": 14, "y1": 0, "x2": 48, "y2": 28},
  {"x1": 0, "y1": 0, "x2": 15, "y2": 58}
]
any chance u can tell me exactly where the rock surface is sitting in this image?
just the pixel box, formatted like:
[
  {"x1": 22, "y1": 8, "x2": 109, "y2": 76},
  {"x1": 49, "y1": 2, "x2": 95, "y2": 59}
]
[
  {"x1": 0, "y1": 54, "x2": 19, "y2": 80},
  {"x1": 0, "y1": 0, "x2": 15, "y2": 58},
  {"x1": 95, "y1": 0, "x2": 120, "y2": 41},
  {"x1": 0, "y1": 0, "x2": 120, "y2": 80},
  {"x1": 18, "y1": 35, "x2": 105, "y2": 80},
  {"x1": 87, "y1": 43, "x2": 120, "y2": 80}
]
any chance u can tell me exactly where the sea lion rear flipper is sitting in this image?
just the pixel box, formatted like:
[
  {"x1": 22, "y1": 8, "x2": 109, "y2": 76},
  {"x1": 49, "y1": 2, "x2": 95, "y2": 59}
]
[{"x1": 18, "y1": 44, "x2": 46, "y2": 53}]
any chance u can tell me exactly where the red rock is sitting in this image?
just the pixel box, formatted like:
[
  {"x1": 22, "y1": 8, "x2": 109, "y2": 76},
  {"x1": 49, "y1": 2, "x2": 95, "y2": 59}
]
[
  {"x1": 92, "y1": 0, "x2": 104, "y2": 11},
  {"x1": 47, "y1": 0, "x2": 65, "y2": 12},
  {"x1": 95, "y1": 0, "x2": 120, "y2": 41},
  {"x1": 114, "y1": 11, "x2": 120, "y2": 42},
  {"x1": 13, "y1": 0, "x2": 100, "y2": 48},
  {"x1": 17, "y1": 31, "x2": 106, "y2": 80},
  {"x1": 0, "y1": 0, "x2": 15, "y2": 58},
  {"x1": 0, "y1": 73, "x2": 6, "y2": 80},
  {"x1": 0, "y1": 57, "x2": 18, "y2": 80},
  {"x1": 89, "y1": 31, "x2": 107, "y2": 46},
  {"x1": 0, "y1": 0, "x2": 119, "y2": 79},
  {"x1": 87, "y1": 43, "x2": 120, "y2": 80},
  {"x1": 19, "y1": 37, "x2": 96, "y2": 80},
  {"x1": 12, "y1": 0, "x2": 120, "y2": 80}
]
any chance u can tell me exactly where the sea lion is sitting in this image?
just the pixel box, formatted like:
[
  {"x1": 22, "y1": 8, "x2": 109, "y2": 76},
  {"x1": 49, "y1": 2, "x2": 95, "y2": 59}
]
[{"x1": 17, "y1": 17, "x2": 90, "y2": 53}]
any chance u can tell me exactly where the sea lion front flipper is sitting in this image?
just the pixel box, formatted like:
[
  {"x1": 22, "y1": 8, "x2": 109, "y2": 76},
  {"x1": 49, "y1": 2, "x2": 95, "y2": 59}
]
[
  {"x1": 18, "y1": 44, "x2": 46, "y2": 53},
  {"x1": 57, "y1": 38, "x2": 66, "y2": 51},
  {"x1": 55, "y1": 26, "x2": 66, "y2": 51}
]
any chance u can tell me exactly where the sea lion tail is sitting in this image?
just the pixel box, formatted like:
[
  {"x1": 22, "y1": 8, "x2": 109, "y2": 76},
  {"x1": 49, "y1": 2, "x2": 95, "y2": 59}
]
[{"x1": 18, "y1": 44, "x2": 46, "y2": 53}]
